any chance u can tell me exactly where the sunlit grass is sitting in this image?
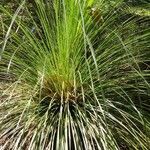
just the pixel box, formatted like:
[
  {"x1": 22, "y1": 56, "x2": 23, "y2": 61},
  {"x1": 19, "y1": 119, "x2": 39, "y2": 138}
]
[{"x1": 0, "y1": 0, "x2": 150, "y2": 149}]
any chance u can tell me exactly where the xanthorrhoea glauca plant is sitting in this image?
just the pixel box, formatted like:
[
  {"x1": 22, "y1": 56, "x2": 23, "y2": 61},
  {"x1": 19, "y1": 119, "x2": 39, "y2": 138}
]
[{"x1": 0, "y1": 0, "x2": 150, "y2": 149}]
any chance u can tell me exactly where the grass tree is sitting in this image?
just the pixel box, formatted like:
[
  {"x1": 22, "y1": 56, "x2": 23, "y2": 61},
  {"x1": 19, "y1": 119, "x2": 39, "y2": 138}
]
[{"x1": 0, "y1": 0, "x2": 150, "y2": 149}]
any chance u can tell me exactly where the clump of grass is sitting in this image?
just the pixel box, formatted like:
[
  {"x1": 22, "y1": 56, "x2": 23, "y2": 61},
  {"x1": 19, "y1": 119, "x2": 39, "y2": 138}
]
[{"x1": 0, "y1": 0, "x2": 150, "y2": 149}]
